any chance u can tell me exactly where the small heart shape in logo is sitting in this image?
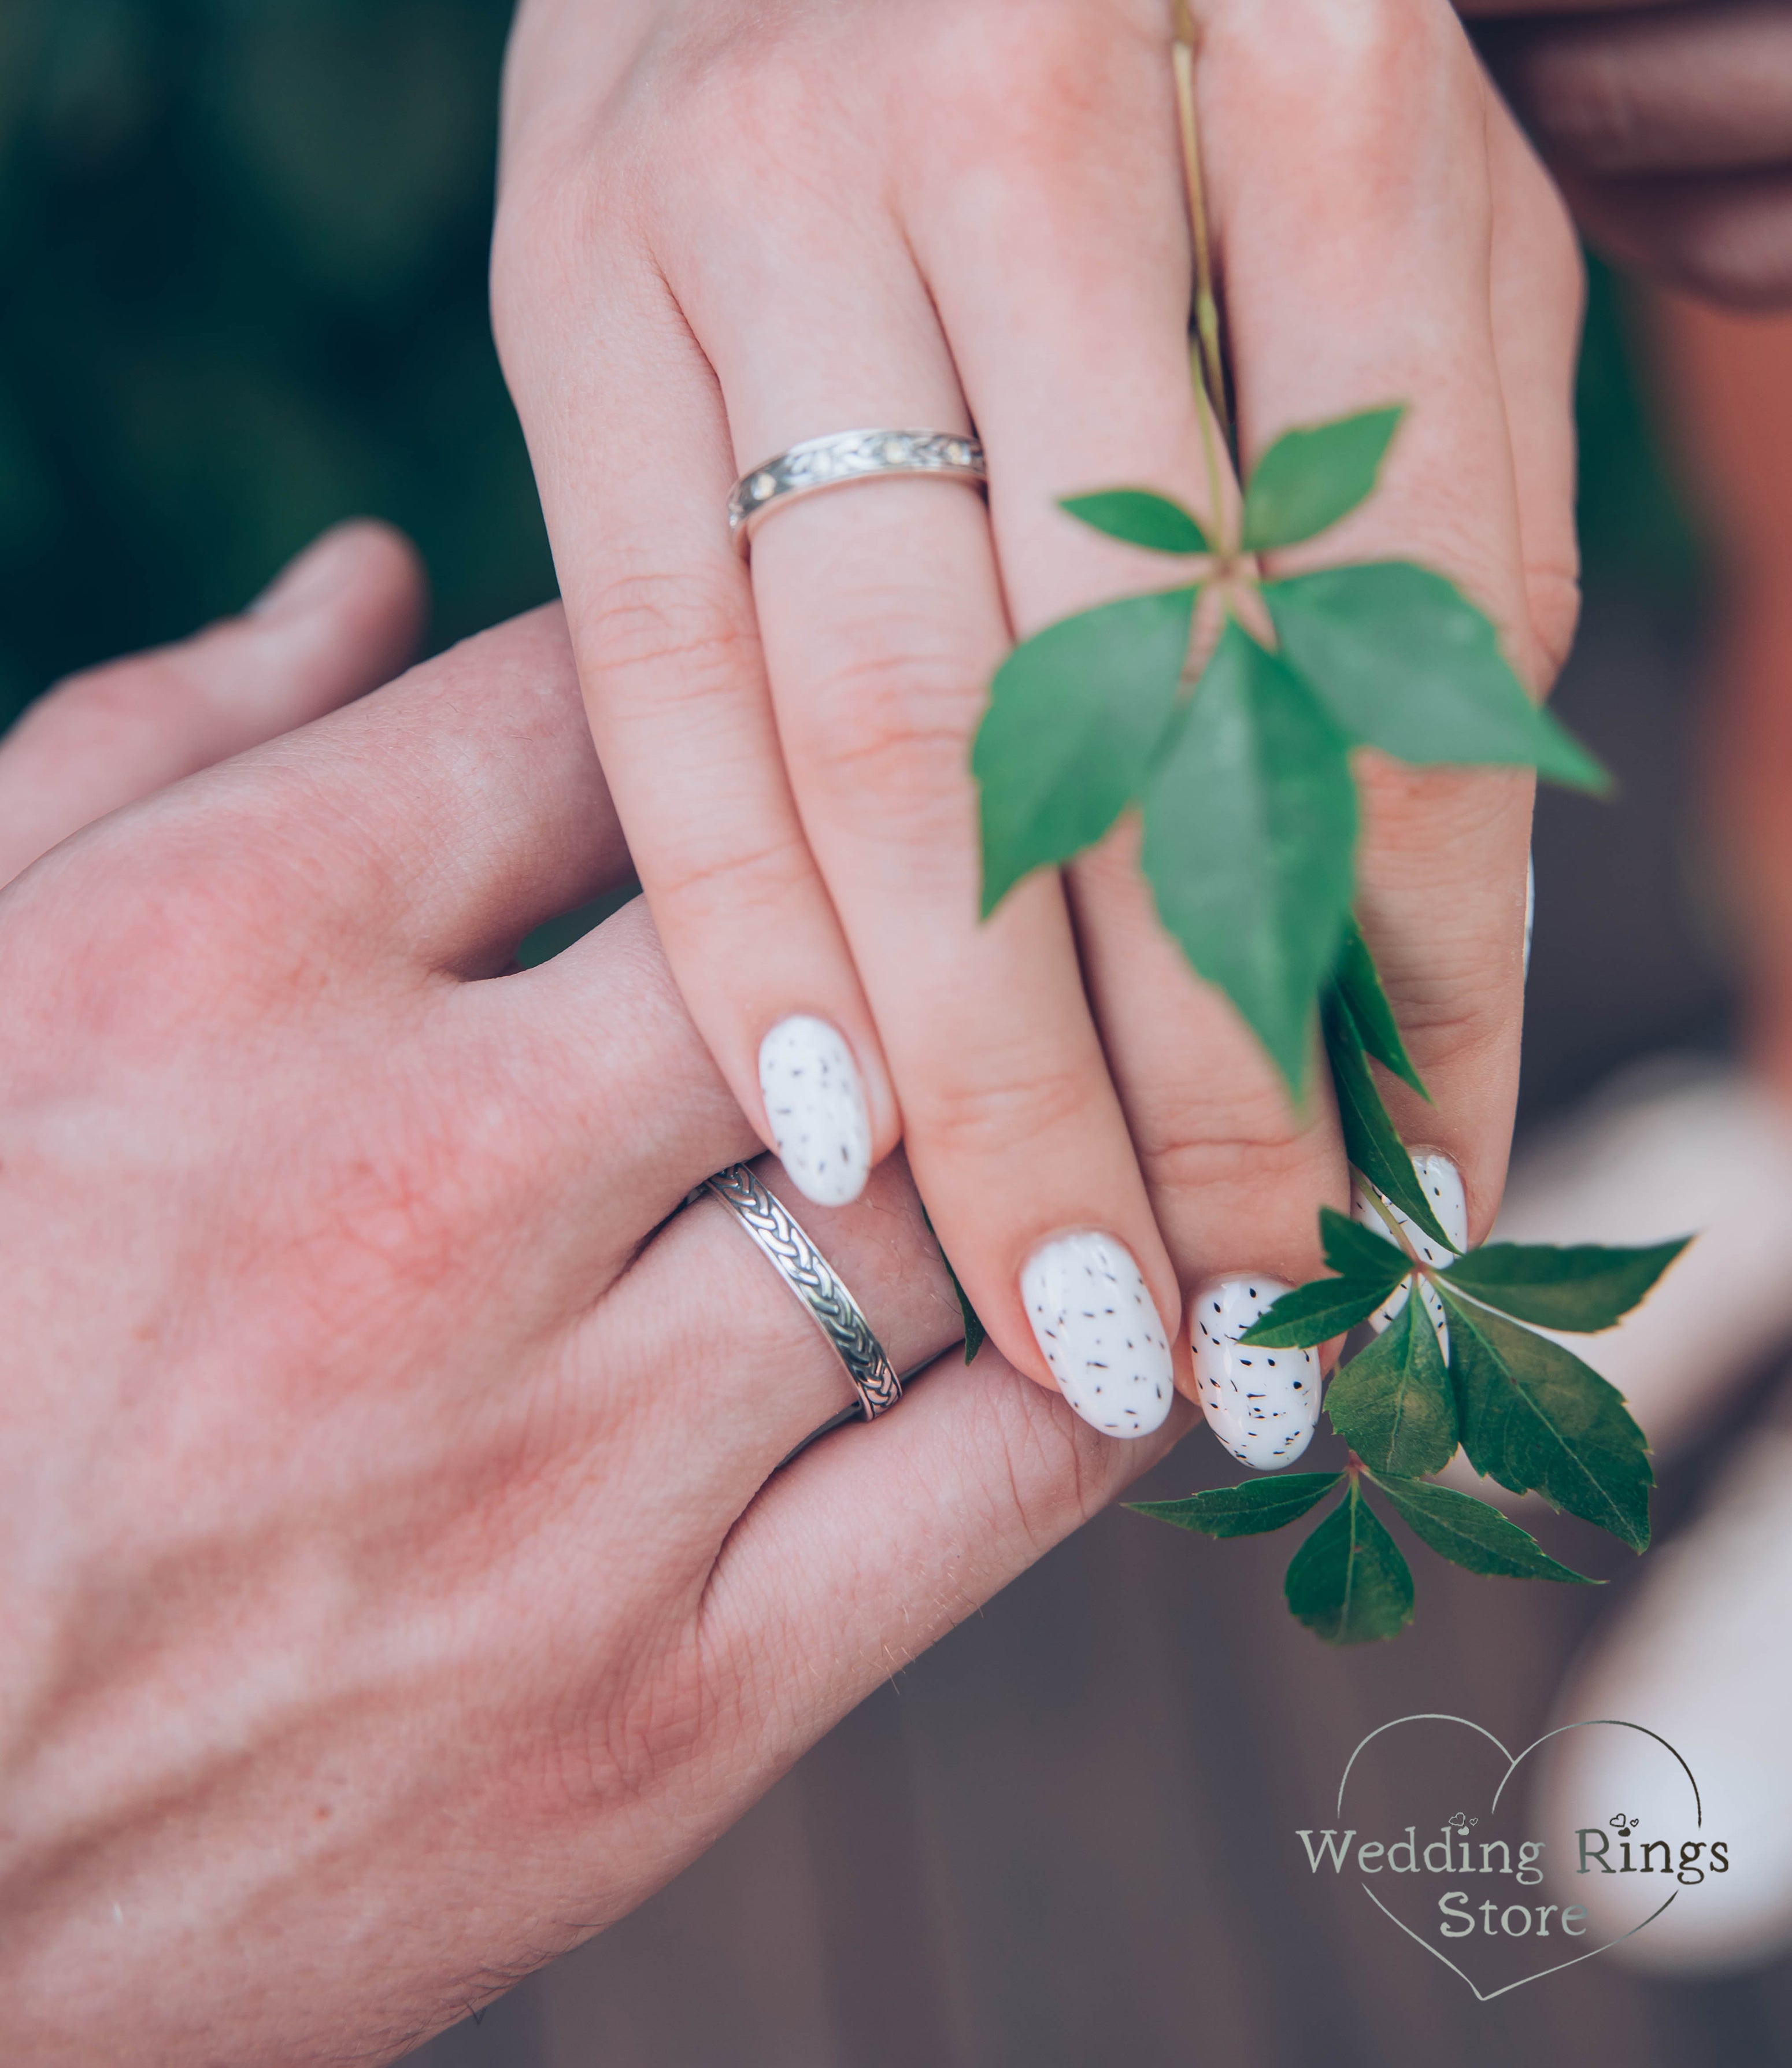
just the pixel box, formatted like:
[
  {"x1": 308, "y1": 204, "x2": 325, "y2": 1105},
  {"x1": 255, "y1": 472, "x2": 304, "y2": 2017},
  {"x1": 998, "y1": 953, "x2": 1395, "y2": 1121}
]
[{"x1": 1302, "y1": 1713, "x2": 1705, "y2": 2001}]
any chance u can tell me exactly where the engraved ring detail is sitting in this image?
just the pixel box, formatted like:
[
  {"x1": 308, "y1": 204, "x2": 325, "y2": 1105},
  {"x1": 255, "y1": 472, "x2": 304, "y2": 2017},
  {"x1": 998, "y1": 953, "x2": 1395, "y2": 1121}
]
[
  {"x1": 728, "y1": 428, "x2": 987, "y2": 554},
  {"x1": 699, "y1": 1163, "x2": 904, "y2": 1421}
]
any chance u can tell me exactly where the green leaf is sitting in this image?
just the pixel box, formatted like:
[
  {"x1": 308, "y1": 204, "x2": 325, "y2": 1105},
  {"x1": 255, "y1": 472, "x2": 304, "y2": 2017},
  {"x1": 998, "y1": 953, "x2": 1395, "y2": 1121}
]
[
  {"x1": 1284, "y1": 1478, "x2": 1415, "y2": 1645},
  {"x1": 1265, "y1": 563, "x2": 1609, "y2": 792},
  {"x1": 1438, "y1": 1286, "x2": 1653, "y2": 1552},
  {"x1": 1368, "y1": 1473, "x2": 1599, "y2": 1584},
  {"x1": 1333, "y1": 916, "x2": 1429, "y2": 1099},
  {"x1": 1060, "y1": 490, "x2": 1210, "y2": 556},
  {"x1": 1321, "y1": 990, "x2": 1453, "y2": 1251},
  {"x1": 1238, "y1": 1272, "x2": 1409, "y2": 1349},
  {"x1": 1141, "y1": 620, "x2": 1357, "y2": 1093},
  {"x1": 1242, "y1": 405, "x2": 1404, "y2": 553},
  {"x1": 1324, "y1": 1292, "x2": 1458, "y2": 1477},
  {"x1": 1130, "y1": 1472, "x2": 1342, "y2": 1538},
  {"x1": 1239, "y1": 1216, "x2": 1409, "y2": 1348},
  {"x1": 1319, "y1": 1202, "x2": 1409, "y2": 1280},
  {"x1": 949, "y1": 1264, "x2": 987, "y2": 1364},
  {"x1": 922, "y1": 1206, "x2": 987, "y2": 1364},
  {"x1": 1438, "y1": 1238, "x2": 1690, "y2": 1334},
  {"x1": 975, "y1": 587, "x2": 1197, "y2": 915}
]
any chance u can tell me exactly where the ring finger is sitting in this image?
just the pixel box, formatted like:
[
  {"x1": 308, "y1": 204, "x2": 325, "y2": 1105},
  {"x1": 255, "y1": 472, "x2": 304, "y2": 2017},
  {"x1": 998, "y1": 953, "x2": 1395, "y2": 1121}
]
[{"x1": 666, "y1": 204, "x2": 1186, "y2": 1438}]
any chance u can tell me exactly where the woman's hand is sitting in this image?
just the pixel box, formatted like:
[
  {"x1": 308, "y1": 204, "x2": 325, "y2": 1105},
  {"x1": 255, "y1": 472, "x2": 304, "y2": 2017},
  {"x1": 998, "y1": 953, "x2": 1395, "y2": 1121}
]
[
  {"x1": 0, "y1": 551, "x2": 1183, "y2": 2065},
  {"x1": 1465, "y1": 0, "x2": 1792, "y2": 306},
  {"x1": 493, "y1": 0, "x2": 1583, "y2": 1450}
]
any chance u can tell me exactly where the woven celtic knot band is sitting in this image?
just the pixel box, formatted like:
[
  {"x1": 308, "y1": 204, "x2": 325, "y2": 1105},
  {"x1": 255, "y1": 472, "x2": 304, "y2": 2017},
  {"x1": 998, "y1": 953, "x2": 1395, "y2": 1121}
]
[
  {"x1": 728, "y1": 427, "x2": 987, "y2": 554},
  {"x1": 701, "y1": 1164, "x2": 903, "y2": 1420}
]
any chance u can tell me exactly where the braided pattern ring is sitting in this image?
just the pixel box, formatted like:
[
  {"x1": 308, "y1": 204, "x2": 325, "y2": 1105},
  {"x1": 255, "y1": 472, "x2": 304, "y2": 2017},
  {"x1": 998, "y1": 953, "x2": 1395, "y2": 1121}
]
[{"x1": 701, "y1": 1164, "x2": 903, "y2": 1419}]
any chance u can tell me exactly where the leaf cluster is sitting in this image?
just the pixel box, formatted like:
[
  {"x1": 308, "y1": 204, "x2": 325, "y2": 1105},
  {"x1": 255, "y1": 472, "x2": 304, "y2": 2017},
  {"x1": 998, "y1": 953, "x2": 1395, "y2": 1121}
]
[
  {"x1": 978, "y1": 392, "x2": 1672, "y2": 1646},
  {"x1": 975, "y1": 408, "x2": 1607, "y2": 1092},
  {"x1": 1130, "y1": 924, "x2": 1686, "y2": 1644}
]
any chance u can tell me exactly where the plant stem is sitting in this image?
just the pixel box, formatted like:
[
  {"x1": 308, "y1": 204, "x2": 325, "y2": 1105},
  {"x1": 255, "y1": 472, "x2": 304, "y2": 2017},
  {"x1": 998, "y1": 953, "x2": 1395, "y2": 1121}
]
[
  {"x1": 1362, "y1": 1182, "x2": 1428, "y2": 1271},
  {"x1": 1191, "y1": 352, "x2": 1229, "y2": 567},
  {"x1": 1171, "y1": 5, "x2": 1234, "y2": 504}
]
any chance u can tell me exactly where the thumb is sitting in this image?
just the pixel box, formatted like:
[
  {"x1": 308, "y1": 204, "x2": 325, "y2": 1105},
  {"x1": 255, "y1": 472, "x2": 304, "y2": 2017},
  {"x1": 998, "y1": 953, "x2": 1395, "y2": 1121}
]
[{"x1": 0, "y1": 521, "x2": 427, "y2": 887}]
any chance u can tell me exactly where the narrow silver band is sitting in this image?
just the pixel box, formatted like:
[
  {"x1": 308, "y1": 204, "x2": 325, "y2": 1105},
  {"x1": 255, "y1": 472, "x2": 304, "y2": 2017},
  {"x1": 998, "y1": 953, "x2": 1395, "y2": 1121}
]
[
  {"x1": 700, "y1": 1164, "x2": 903, "y2": 1420},
  {"x1": 728, "y1": 428, "x2": 987, "y2": 554}
]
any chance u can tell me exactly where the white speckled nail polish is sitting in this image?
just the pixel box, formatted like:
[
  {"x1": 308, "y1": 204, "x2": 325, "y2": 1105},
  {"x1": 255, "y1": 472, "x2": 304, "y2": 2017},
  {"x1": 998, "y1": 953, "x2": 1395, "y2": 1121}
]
[
  {"x1": 1352, "y1": 1152, "x2": 1467, "y2": 1355},
  {"x1": 758, "y1": 1016, "x2": 872, "y2": 1208},
  {"x1": 1192, "y1": 1277, "x2": 1321, "y2": 1471},
  {"x1": 1021, "y1": 1231, "x2": 1174, "y2": 1438}
]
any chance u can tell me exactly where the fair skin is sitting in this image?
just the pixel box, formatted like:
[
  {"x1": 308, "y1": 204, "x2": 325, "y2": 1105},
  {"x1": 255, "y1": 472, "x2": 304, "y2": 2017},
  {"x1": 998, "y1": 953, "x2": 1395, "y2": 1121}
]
[
  {"x1": 0, "y1": 526, "x2": 1186, "y2": 2065},
  {"x1": 9, "y1": 24, "x2": 1786, "y2": 2051},
  {"x1": 492, "y1": 0, "x2": 1586, "y2": 1435},
  {"x1": 12, "y1": 18, "x2": 1791, "y2": 2052}
]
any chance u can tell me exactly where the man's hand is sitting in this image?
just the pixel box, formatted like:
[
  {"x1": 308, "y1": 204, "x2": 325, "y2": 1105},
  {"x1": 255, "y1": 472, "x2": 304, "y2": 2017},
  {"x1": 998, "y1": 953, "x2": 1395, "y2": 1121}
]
[
  {"x1": 1464, "y1": 1, "x2": 1792, "y2": 305},
  {"x1": 0, "y1": 537, "x2": 1184, "y2": 2066}
]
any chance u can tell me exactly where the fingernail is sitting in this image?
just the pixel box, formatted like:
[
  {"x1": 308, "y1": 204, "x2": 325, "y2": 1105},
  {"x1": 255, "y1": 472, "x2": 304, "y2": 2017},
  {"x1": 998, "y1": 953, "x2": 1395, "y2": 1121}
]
[
  {"x1": 1352, "y1": 1152, "x2": 1467, "y2": 1353},
  {"x1": 758, "y1": 1015, "x2": 872, "y2": 1208},
  {"x1": 1021, "y1": 1231, "x2": 1175, "y2": 1438},
  {"x1": 249, "y1": 524, "x2": 361, "y2": 620},
  {"x1": 1192, "y1": 1277, "x2": 1321, "y2": 1471}
]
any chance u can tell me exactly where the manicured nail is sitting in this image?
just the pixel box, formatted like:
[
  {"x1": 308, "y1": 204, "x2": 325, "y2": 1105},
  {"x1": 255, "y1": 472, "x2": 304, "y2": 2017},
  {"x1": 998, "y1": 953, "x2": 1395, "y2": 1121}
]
[
  {"x1": 1192, "y1": 1277, "x2": 1321, "y2": 1471},
  {"x1": 1352, "y1": 1152, "x2": 1467, "y2": 1353},
  {"x1": 758, "y1": 1015, "x2": 872, "y2": 1208},
  {"x1": 249, "y1": 523, "x2": 361, "y2": 620},
  {"x1": 1021, "y1": 1231, "x2": 1175, "y2": 1439}
]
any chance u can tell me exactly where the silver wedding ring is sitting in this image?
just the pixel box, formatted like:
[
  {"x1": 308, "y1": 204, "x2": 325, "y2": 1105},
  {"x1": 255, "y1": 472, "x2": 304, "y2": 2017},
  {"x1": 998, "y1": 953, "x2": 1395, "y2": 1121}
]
[
  {"x1": 699, "y1": 1164, "x2": 903, "y2": 1422},
  {"x1": 728, "y1": 428, "x2": 987, "y2": 555}
]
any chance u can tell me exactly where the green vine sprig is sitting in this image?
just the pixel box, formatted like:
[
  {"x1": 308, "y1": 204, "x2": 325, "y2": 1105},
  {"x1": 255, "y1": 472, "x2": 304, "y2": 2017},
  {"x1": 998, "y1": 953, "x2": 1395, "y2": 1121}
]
[
  {"x1": 972, "y1": 403, "x2": 1606, "y2": 1092},
  {"x1": 976, "y1": 2, "x2": 1604, "y2": 1090},
  {"x1": 1131, "y1": 1167, "x2": 1687, "y2": 1644},
  {"x1": 957, "y1": 6, "x2": 1691, "y2": 1645}
]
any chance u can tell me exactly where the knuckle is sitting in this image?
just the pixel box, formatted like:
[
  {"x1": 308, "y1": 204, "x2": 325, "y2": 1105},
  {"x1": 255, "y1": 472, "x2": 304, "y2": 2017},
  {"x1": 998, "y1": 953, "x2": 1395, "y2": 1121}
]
[
  {"x1": 587, "y1": 566, "x2": 760, "y2": 713},
  {"x1": 1525, "y1": 562, "x2": 1583, "y2": 691},
  {"x1": 495, "y1": 169, "x2": 657, "y2": 373},
  {"x1": 1345, "y1": 0, "x2": 1464, "y2": 80},
  {"x1": 1363, "y1": 923, "x2": 1521, "y2": 1071},
  {"x1": 1245, "y1": 0, "x2": 1460, "y2": 99},
  {"x1": 940, "y1": 0, "x2": 1153, "y2": 164},
  {"x1": 535, "y1": 1629, "x2": 721, "y2": 1829},
  {"x1": 908, "y1": 1049, "x2": 1097, "y2": 1163},
  {"x1": 1131, "y1": 1083, "x2": 1326, "y2": 1207},
  {"x1": 13, "y1": 815, "x2": 330, "y2": 1065},
  {"x1": 788, "y1": 625, "x2": 979, "y2": 829},
  {"x1": 1221, "y1": 0, "x2": 1487, "y2": 217},
  {"x1": 1382, "y1": 976, "x2": 1515, "y2": 1085},
  {"x1": 1358, "y1": 754, "x2": 1531, "y2": 865},
  {"x1": 28, "y1": 643, "x2": 216, "y2": 742},
  {"x1": 647, "y1": 823, "x2": 816, "y2": 925},
  {"x1": 299, "y1": 1079, "x2": 530, "y2": 1325}
]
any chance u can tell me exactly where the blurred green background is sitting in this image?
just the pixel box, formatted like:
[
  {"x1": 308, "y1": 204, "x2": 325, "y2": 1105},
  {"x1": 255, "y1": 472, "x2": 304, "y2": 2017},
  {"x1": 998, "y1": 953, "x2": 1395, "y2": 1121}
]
[
  {"x1": 0, "y1": 0, "x2": 1694, "y2": 739},
  {"x1": 0, "y1": 0, "x2": 550, "y2": 733}
]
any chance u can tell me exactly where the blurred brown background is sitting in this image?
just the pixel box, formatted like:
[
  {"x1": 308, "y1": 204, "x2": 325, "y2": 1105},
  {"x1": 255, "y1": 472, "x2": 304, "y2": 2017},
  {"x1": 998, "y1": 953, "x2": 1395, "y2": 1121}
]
[{"x1": 5, "y1": 5, "x2": 1791, "y2": 2062}]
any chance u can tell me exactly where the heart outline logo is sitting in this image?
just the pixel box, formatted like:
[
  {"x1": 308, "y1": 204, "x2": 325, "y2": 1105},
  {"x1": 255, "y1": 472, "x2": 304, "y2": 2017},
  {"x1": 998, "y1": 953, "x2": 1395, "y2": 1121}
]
[{"x1": 1335, "y1": 1712, "x2": 1702, "y2": 2002}]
